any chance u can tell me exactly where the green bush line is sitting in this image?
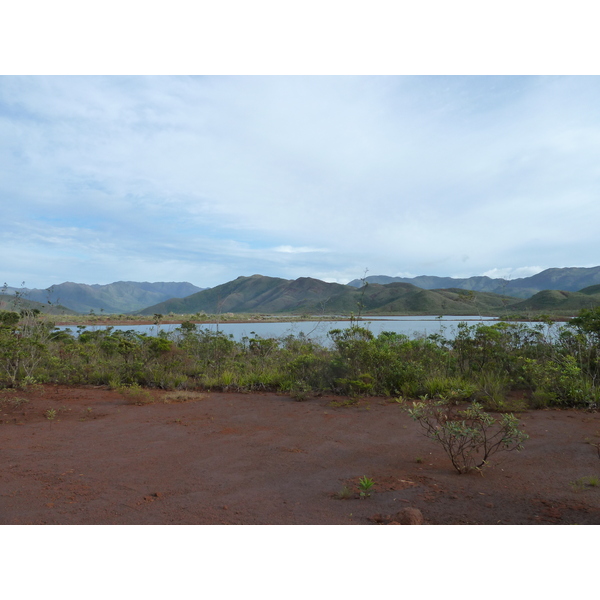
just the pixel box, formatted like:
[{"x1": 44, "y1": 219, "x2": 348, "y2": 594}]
[{"x1": 1, "y1": 308, "x2": 599, "y2": 409}]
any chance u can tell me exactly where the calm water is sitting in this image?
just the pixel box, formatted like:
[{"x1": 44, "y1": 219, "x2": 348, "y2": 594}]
[{"x1": 57, "y1": 315, "x2": 525, "y2": 345}]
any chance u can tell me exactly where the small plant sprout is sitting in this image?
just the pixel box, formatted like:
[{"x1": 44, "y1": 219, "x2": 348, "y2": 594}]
[
  {"x1": 358, "y1": 476, "x2": 374, "y2": 498},
  {"x1": 45, "y1": 408, "x2": 57, "y2": 420}
]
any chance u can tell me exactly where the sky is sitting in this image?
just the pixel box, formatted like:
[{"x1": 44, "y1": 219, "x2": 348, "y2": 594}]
[{"x1": 2, "y1": 74, "x2": 600, "y2": 290}]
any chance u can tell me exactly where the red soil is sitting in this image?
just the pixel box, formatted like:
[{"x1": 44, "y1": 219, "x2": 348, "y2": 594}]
[{"x1": 1, "y1": 385, "x2": 599, "y2": 525}]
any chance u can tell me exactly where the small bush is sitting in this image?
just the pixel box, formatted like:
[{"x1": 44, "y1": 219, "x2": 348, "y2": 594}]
[
  {"x1": 473, "y1": 371, "x2": 511, "y2": 411},
  {"x1": 524, "y1": 356, "x2": 599, "y2": 408},
  {"x1": 117, "y1": 383, "x2": 154, "y2": 405},
  {"x1": 421, "y1": 376, "x2": 477, "y2": 401},
  {"x1": 407, "y1": 400, "x2": 528, "y2": 474}
]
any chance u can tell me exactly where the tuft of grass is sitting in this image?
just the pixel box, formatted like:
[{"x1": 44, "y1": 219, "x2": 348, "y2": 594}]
[
  {"x1": 117, "y1": 383, "x2": 154, "y2": 405},
  {"x1": 335, "y1": 486, "x2": 354, "y2": 500},
  {"x1": 107, "y1": 375, "x2": 122, "y2": 390},
  {"x1": 162, "y1": 391, "x2": 206, "y2": 403}
]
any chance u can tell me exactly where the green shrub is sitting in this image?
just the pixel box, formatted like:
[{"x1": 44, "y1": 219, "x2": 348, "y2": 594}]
[
  {"x1": 421, "y1": 375, "x2": 477, "y2": 401},
  {"x1": 523, "y1": 355, "x2": 600, "y2": 407},
  {"x1": 407, "y1": 400, "x2": 529, "y2": 474}
]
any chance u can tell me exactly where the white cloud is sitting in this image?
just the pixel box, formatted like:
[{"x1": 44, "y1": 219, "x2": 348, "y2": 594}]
[
  {"x1": 273, "y1": 246, "x2": 327, "y2": 254},
  {"x1": 482, "y1": 266, "x2": 546, "y2": 280}
]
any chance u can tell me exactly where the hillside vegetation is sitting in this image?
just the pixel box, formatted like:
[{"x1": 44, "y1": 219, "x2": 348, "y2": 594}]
[
  {"x1": 137, "y1": 274, "x2": 600, "y2": 318},
  {"x1": 507, "y1": 288, "x2": 600, "y2": 314},
  {"x1": 136, "y1": 275, "x2": 518, "y2": 317},
  {"x1": 0, "y1": 294, "x2": 77, "y2": 316},
  {"x1": 6, "y1": 268, "x2": 600, "y2": 317}
]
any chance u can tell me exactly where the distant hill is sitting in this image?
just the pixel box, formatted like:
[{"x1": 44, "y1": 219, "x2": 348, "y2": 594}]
[
  {"x1": 2, "y1": 281, "x2": 205, "y2": 314},
  {"x1": 136, "y1": 274, "x2": 518, "y2": 316},
  {"x1": 348, "y1": 274, "x2": 502, "y2": 293},
  {"x1": 0, "y1": 294, "x2": 77, "y2": 316},
  {"x1": 347, "y1": 266, "x2": 600, "y2": 299},
  {"x1": 579, "y1": 284, "x2": 600, "y2": 296},
  {"x1": 507, "y1": 287, "x2": 600, "y2": 314}
]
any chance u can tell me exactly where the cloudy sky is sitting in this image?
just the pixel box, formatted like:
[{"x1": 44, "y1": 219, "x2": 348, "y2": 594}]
[{"x1": 1, "y1": 75, "x2": 599, "y2": 289}]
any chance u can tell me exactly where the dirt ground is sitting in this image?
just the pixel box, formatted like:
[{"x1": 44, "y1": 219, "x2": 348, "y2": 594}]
[{"x1": 1, "y1": 384, "x2": 599, "y2": 525}]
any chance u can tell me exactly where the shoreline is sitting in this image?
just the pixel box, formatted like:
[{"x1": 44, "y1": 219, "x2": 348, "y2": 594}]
[{"x1": 48, "y1": 316, "x2": 571, "y2": 327}]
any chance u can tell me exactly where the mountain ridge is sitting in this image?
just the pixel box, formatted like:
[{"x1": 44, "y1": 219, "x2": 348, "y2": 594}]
[
  {"x1": 346, "y1": 266, "x2": 600, "y2": 298},
  {"x1": 2, "y1": 281, "x2": 205, "y2": 314},
  {"x1": 135, "y1": 275, "x2": 519, "y2": 316},
  {"x1": 4, "y1": 265, "x2": 600, "y2": 315}
]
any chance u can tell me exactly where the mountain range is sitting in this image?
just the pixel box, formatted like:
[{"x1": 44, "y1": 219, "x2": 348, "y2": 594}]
[
  {"x1": 3, "y1": 266, "x2": 600, "y2": 316},
  {"x1": 2, "y1": 281, "x2": 204, "y2": 314},
  {"x1": 347, "y1": 266, "x2": 600, "y2": 298},
  {"x1": 136, "y1": 274, "x2": 600, "y2": 317}
]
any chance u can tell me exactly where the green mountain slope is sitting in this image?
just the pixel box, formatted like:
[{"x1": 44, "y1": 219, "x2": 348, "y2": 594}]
[
  {"x1": 508, "y1": 288, "x2": 600, "y2": 314},
  {"x1": 0, "y1": 294, "x2": 77, "y2": 316},
  {"x1": 136, "y1": 275, "x2": 518, "y2": 316},
  {"x1": 579, "y1": 284, "x2": 600, "y2": 296}
]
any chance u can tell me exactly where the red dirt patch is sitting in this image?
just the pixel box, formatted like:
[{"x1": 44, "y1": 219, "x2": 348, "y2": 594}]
[{"x1": 1, "y1": 385, "x2": 599, "y2": 524}]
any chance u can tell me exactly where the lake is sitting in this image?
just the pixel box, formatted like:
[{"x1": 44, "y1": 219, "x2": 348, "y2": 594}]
[{"x1": 57, "y1": 315, "x2": 547, "y2": 345}]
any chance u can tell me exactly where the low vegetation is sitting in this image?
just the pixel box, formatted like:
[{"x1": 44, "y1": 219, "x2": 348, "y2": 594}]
[{"x1": 1, "y1": 307, "x2": 599, "y2": 413}]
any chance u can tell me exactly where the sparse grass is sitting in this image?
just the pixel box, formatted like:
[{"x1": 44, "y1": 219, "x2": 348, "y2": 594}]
[
  {"x1": 571, "y1": 476, "x2": 600, "y2": 491},
  {"x1": 330, "y1": 397, "x2": 359, "y2": 408},
  {"x1": 583, "y1": 432, "x2": 600, "y2": 460},
  {"x1": 162, "y1": 391, "x2": 206, "y2": 403},
  {"x1": 0, "y1": 396, "x2": 29, "y2": 408},
  {"x1": 79, "y1": 407, "x2": 94, "y2": 421}
]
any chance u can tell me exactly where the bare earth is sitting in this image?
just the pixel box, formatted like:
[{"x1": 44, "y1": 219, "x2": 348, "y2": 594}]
[{"x1": 1, "y1": 385, "x2": 599, "y2": 525}]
